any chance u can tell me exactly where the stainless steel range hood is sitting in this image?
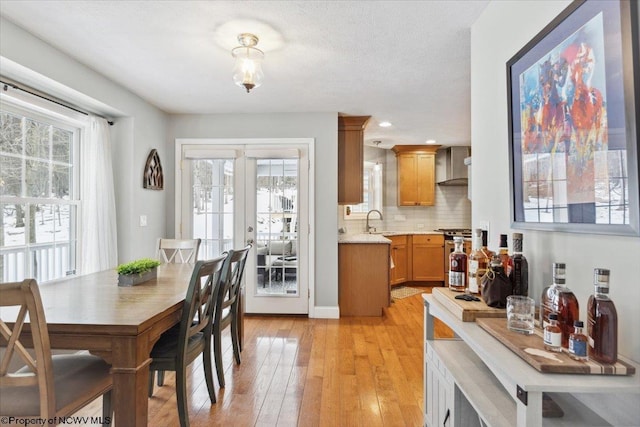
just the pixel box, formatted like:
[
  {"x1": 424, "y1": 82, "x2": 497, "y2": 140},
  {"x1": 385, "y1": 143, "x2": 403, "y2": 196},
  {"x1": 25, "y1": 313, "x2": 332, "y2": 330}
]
[{"x1": 436, "y1": 146, "x2": 470, "y2": 186}]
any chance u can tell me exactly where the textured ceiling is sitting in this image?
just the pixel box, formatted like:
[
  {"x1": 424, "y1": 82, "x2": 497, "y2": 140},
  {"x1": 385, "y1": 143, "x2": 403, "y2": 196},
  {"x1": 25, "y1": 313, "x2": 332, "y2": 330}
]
[{"x1": 0, "y1": 0, "x2": 489, "y2": 148}]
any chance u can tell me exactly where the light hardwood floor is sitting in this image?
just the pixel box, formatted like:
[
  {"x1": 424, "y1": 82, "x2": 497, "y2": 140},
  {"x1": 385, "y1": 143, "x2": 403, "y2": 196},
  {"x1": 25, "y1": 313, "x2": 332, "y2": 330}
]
[{"x1": 76, "y1": 286, "x2": 452, "y2": 426}]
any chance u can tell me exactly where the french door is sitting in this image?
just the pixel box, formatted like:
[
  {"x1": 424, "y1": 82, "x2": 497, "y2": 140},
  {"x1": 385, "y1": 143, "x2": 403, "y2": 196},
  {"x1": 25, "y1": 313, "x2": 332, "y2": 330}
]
[{"x1": 177, "y1": 140, "x2": 310, "y2": 315}]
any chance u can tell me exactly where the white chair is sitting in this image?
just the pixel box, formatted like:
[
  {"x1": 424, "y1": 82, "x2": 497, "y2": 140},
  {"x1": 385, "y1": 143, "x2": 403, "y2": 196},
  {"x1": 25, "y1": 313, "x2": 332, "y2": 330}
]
[
  {"x1": 0, "y1": 279, "x2": 113, "y2": 424},
  {"x1": 157, "y1": 238, "x2": 201, "y2": 264}
]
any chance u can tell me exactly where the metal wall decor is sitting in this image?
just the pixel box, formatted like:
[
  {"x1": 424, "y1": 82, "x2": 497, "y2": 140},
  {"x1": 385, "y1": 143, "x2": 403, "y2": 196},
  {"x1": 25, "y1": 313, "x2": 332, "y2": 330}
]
[{"x1": 143, "y1": 149, "x2": 164, "y2": 190}]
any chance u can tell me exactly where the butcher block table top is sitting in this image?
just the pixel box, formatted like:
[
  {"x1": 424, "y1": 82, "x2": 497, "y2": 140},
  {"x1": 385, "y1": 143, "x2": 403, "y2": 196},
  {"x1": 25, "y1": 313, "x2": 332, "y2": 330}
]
[
  {"x1": 432, "y1": 287, "x2": 506, "y2": 322},
  {"x1": 477, "y1": 317, "x2": 636, "y2": 375}
]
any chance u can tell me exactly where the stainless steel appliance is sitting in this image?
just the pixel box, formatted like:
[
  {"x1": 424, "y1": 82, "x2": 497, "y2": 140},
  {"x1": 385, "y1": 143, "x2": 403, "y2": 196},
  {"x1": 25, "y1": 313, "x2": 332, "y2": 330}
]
[{"x1": 435, "y1": 229, "x2": 472, "y2": 285}]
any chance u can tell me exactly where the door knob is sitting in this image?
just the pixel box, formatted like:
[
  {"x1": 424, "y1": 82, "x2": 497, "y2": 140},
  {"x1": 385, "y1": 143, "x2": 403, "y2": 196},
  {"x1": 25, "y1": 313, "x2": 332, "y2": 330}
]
[{"x1": 247, "y1": 226, "x2": 254, "y2": 232}]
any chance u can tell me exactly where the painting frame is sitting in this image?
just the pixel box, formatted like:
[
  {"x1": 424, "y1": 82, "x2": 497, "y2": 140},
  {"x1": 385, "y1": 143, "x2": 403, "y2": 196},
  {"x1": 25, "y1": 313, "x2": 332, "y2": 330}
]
[{"x1": 506, "y1": 0, "x2": 640, "y2": 236}]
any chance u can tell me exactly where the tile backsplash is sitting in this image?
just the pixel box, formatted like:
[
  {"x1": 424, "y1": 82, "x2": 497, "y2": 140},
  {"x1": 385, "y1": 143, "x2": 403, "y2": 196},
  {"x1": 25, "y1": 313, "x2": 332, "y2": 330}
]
[{"x1": 338, "y1": 146, "x2": 471, "y2": 234}]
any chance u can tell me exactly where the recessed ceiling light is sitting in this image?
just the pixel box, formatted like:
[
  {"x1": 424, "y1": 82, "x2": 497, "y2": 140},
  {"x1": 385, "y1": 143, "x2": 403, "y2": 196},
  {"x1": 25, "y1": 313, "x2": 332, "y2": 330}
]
[
  {"x1": 379, "y1": 121, "x2": 392, "y2": 128},
  {"x1": 426, "y1": 139, "x2": 436, "y2": 144}
]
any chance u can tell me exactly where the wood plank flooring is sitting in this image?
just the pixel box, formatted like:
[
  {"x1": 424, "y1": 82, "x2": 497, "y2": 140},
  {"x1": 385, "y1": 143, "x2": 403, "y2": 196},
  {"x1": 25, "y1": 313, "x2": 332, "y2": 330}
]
[{"x1": 75, "y1": 286, "x2": 453, "y2": 426}]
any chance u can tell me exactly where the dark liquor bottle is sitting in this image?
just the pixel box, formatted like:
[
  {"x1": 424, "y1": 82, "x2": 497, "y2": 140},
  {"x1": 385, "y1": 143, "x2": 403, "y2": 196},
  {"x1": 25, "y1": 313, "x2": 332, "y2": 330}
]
[
  {"x1": 510, "y1": 233, "x2": 528, "y2": 296},
  {"x1": 448, "y1": 236, "x2": 467, "y2": 292},
  {"x1": 480, "y1": 229, "x2": 495, "y2": 262},
  {"x1": 498, "y1": 234, "x2": 513, "y2": 277},
  {"x1": 587, "y1": 268, "x2": 618, "y2": 364},
  {"x1": 467, "y1": 229, "x2": 489, "y2": 295}
]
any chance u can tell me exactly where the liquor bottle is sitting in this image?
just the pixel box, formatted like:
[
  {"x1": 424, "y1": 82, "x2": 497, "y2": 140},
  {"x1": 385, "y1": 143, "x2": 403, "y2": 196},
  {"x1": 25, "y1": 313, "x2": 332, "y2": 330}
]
[
  {"x1": 568, "y1": 320, "x2": 588, "y2": 361},
  {"x1": 587, "y1": 268, "x2": 618, "y2": 364},
  {"x1": 498, "y1": 234, "x2": 513, "y2": 277},
  {"x1": 480, "y1": 229, "x2": 495, "y2": 262},
  {"x1": 543, "y1": 313, "x2": 562, "y2": 352},
  {"x1": 540, "y1": 262, "x2": 579, "y2": 348},
  {"x1": 510, "y1": 233, "x2": 528, "y2": 296},
  {"x1": 448, "y1": 236, "x2": 467, "y2": 292},
  {"x1": 467, "y1": 229, "x2": 489, "y2": 295}
]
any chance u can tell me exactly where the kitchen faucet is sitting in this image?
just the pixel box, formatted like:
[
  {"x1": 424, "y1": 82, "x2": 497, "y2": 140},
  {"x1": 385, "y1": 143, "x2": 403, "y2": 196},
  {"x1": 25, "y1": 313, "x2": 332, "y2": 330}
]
[{"x1": 366, "y1": 209, "x2": 383, "y2": 233}]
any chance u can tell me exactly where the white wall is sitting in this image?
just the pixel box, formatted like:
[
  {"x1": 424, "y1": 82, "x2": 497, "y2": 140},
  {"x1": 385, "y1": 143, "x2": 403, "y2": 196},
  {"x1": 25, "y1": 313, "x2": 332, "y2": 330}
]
[
  {"x1": 167, "y1": 113, "x2": 339, "y2": 309},
  {"x1": 0, "y1": 18, "x2": 168, "y2": 263},
  {"x1": 472, "y1": 2, "x2": 640, "y2": 422}
]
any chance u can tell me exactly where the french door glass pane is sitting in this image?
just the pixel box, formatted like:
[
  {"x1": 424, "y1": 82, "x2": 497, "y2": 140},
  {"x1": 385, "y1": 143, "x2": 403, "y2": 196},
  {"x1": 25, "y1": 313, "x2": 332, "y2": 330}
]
[
  {"x1": 255, "y1": 158, "x2": 299, "y2": 296},
  {"x1": 192, "y1": 159, "x2": 234, "y2": 259}
]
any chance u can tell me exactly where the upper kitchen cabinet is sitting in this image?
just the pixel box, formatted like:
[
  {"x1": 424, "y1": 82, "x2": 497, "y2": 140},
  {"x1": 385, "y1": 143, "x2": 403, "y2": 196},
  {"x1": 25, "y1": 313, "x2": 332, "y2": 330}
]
[
  {"x1": 338, "y1": 116, "x2": 371, "y2": 204},
  {"x1": 392, "y1": 145, "x2": 440, "y2": 206}
]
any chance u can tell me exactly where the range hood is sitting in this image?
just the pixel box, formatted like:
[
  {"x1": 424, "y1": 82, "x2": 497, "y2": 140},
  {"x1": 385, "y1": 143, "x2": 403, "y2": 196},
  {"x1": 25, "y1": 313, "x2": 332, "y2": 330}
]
[{"x1": 436, "y1": 146, "x2": 470, "y2": 186}]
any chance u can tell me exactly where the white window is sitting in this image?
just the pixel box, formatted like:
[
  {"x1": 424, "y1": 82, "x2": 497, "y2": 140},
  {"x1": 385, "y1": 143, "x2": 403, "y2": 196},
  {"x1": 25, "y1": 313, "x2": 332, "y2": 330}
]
[{"x1": 1, "y1": 95, "x2": 83, "y2": 282}]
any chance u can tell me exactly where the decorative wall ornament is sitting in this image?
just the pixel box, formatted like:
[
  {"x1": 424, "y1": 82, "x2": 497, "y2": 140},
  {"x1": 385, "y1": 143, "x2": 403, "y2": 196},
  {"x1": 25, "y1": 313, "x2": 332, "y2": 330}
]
[{"x1": 143, "y1": 149, "x2": 164, "y2": 190}]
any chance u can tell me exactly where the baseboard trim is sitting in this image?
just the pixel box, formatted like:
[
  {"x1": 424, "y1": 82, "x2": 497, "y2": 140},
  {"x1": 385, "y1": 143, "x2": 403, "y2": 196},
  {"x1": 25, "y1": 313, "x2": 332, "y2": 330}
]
[{"x1": 311, "y1": 306, "x2": 340, "y2": 319}]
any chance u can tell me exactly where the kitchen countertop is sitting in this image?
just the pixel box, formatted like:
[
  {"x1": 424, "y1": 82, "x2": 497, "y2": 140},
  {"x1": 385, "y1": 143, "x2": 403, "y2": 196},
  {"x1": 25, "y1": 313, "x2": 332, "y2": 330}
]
[
  {"x1": 338, "y1": 233, "x2": 392, "y2": 244},
  {"x1": 378, "y1": 231, "x2": 444, "y2": 236}
]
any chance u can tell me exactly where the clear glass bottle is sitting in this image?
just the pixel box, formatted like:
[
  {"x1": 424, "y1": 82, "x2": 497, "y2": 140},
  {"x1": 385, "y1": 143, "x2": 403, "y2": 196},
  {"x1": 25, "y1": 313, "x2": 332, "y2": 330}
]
[
  {"x1": 587, "y1": 268, "x2": 618, "y2": 364},
  {"x1": 543, "y1": 313, "x2": 562, "y2": 352},
  {"x1": 498, "y1": 234, "x2": 513, "y2": 277},
  {"x1": 467, "y1": 229, "x2": 488, "y2": 295},
  {"x1": 510, "y1": 233, "x2": 528, "y2": 296},
  {"x1": 448, "y1": 236, "x2": 467, "y2": 292},
  {"x1": 568, "y1": 320, "x2": 588, "y2": 361},
  {"x1": 540, "y1": 262, "x2": 579, "y2": 349}
]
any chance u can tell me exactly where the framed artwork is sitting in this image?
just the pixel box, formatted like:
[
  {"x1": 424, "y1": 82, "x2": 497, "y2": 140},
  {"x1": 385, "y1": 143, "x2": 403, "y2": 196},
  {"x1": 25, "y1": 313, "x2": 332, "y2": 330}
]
[
  {"x1": 143, "y1": 149, "x2": 164, "y2": 190},
  {"x1": 507, "y1": 0, "x2": 639, "y2": 236}
]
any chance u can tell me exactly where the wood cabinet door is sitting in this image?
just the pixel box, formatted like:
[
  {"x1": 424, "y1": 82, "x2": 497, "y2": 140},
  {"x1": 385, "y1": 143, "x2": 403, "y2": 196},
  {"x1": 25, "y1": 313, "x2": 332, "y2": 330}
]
[
  {"x1": 389, "y1": 235, "x2": 409, "y2": 285},
  {"x1": 416, "y1": 153, "x2": 435, "y2": 206},
  {"x1": 412, "y1": 235, "x2": 444, "y2": 281},
  {"x1": 397, "y1": 153, "x2": 419, "y2": 206},
  {"x1": 338, "y1": 116, "x2": 370, "y2": 204}
]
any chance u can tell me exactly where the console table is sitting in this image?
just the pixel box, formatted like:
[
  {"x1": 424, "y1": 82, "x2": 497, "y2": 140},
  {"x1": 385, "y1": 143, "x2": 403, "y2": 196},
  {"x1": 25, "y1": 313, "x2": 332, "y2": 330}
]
[{"x1": 423, "y1": 294, "x2": 640, "y2": 426}]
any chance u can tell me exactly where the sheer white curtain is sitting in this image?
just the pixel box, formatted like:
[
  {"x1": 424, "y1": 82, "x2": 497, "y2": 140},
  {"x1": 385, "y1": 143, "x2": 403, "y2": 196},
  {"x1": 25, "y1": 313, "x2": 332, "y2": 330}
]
[{"x1": 81, "y1": 116, "x2": 118, "y2": 274}]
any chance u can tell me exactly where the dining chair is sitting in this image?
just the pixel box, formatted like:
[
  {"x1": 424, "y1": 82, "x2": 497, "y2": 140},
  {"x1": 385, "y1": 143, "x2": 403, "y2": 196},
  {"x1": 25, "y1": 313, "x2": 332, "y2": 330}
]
[
  {"x1": 154, "y1": 237, "x2": 201, "y2": 387},
  {"x1": 213, "y1": 245, "x2": 251, "y2": 388},
  {"x1": 157, "y1": 238, "x2": 201, "y2": 264},
  {"x1": 147, "y1": 254, "x2": 228, "y2": 427},
  {"x1": 0, "y1": 279, "x2": 113, "y2": 425}
]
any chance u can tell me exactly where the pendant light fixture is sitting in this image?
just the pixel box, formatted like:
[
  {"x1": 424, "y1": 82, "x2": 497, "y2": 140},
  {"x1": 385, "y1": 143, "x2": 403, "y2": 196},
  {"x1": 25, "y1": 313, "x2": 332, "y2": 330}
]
[{"x1": 231, "y1": 33, "x2": 264, "y2": 93}]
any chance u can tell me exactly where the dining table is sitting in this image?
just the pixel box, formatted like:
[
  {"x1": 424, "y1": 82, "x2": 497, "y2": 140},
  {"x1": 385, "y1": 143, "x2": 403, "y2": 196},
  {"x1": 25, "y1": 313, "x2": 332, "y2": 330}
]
[{"x1": 1, "y1": 263, "x2": 197, "y2": 427}]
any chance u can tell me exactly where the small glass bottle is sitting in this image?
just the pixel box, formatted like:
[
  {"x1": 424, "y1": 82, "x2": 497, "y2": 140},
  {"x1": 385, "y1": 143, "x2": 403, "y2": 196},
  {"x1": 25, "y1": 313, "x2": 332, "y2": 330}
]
[
  {"x1": 498, "y1": 234, "x2": 513, "y2": 277},
  {"x1": 510, "y1": 233, "x2": 528, "y2": 296},
  {"x1": 568, "y1": 320, "x2": 588, "y2": 361},
  {"x1": 448, "y1": 236, "x2": 467, "y2": 292},
  {"x1": 481, "y1": 229, "x2": 495, "y2": 262},
  {"x1": 543, "y1": 313, "x2": 562, "y2": 352},
  {"x1": 467, "y1": 229, "x2": 488, "y2": 295},
  {"x1": 587, "y1": 268, "x2": 618, "y2": 364}
]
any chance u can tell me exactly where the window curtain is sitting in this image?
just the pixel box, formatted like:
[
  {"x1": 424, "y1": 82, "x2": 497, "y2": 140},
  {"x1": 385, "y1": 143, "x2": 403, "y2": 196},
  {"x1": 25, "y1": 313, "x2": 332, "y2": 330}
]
[{"x1": 81, "y1": 116, "x2": 118, "y2": 274}]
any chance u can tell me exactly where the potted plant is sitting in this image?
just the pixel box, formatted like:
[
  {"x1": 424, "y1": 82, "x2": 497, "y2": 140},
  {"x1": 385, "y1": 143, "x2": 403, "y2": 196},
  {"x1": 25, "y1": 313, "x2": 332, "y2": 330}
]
[{"x1": 116, "y1": 258, "x2": 161, "y2": 286}]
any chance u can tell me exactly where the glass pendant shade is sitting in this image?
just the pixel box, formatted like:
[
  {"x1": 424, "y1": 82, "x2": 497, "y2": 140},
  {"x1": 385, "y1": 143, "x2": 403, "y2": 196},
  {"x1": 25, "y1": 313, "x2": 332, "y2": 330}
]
[{"x1": 231, "y1": 34, "x2": 264, "y2": 93}]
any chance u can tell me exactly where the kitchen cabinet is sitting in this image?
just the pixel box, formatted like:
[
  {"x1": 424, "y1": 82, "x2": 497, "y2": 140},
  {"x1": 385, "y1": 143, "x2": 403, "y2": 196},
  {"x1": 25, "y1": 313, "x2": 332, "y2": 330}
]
[
  {"x1": 425, "y1": 342, "x2": 455, "y2": 427},
  {"x1": 412, "y1": 234, "x2": 445, "y2": 282},
  {"x1": 388, "y1": 235, "x2": 410, "y2": 285},
  {"x1": 339, "y1": 242, "x2": 390, "y2": 316},
  {"x1": 338, "y1": 115, "x2": 370, "y2": 204},
  {"x1": 392, "y1": 145, "x2": 440, "y2": 206}
]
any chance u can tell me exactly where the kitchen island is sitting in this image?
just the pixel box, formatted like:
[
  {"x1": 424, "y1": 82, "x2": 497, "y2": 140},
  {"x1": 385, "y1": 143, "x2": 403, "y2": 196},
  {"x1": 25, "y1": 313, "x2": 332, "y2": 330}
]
[{"x1": 338, "y1": 233, "x2": 390, "y2": 316}]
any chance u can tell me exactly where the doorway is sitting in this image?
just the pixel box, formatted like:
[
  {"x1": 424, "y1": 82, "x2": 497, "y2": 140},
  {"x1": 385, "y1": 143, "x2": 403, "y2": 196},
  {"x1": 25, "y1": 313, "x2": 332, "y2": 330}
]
[{"x1": 176, "y1": 139, "x2": 311, "y2": 315}]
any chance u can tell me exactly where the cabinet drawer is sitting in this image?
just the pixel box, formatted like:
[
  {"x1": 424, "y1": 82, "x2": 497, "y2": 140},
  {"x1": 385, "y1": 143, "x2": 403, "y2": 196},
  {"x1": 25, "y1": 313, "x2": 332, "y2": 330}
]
[
  {"x1": 387, "y1": 235, "x2": 408, "y2": 246},
  {"x1": 413, "y1": 234, "x2": 444, "y2": 245}
]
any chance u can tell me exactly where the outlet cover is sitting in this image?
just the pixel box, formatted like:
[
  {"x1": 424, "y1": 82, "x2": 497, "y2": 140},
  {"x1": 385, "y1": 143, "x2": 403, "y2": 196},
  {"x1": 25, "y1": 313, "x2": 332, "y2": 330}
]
[{"x1": 139, "y1": 215, "x2": 148, "y2": 227}]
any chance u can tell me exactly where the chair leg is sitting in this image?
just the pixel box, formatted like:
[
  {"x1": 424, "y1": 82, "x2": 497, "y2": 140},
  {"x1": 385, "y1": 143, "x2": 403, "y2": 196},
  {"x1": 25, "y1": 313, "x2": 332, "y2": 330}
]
[
  {"x1": 176, "y1": 367, "x2": 190, "y2": 427},
  {"x1": 102, "y1": 390, "x2": 112, "y2": 427},
  {"x1": 202, "y1": 347, "x2": 216, "y2": 404},
  {"x1": 213, "y1": 323, "x2": 225, "y2": 388},
  {"x1": 157, "y1": 370, "x2": 165, "y2": 386},
  {"x1": 230, "y1": 312, "x2": 241, "y2": 365},
  {"x1": 148, "y1": 369, "x2": 155, "y2": 397}
]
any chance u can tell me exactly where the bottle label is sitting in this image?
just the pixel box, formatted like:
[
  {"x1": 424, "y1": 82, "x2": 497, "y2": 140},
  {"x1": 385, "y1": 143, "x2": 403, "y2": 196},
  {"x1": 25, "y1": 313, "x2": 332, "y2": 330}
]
[
  {"x1": 569, "y1": 338, "x2": 587, "y2": 357},
  {"x1": 469, "y1": 260, "x2": 479, "y2": 274},
  {"x1": 543, "y1": 329, "x2": 561, "y2": 347},
  {"x1": 449, "y1": 272, "x2": 465, "y2": 287}
]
